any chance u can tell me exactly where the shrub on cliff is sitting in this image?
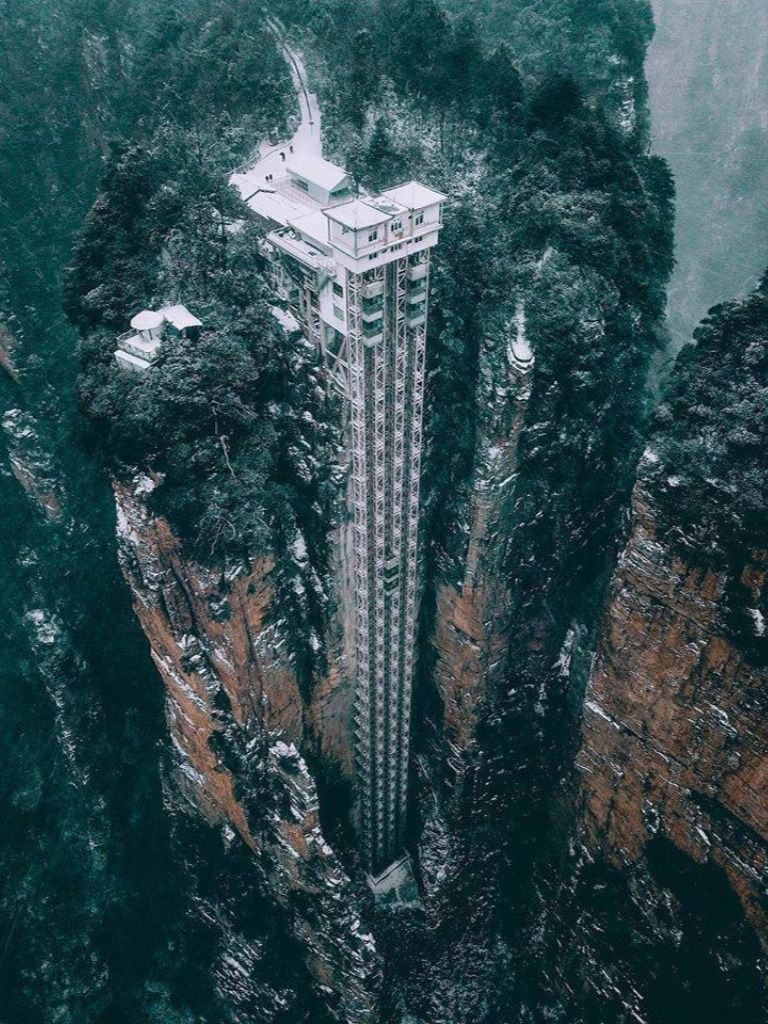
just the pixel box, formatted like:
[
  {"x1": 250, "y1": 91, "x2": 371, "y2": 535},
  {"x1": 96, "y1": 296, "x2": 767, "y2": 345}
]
[
  {"x1": 72, "y1": 131, "x2": 340, "y2": 568},
  {"x1": 78, "y1": 265, "x2": 340, "y2": 568}
]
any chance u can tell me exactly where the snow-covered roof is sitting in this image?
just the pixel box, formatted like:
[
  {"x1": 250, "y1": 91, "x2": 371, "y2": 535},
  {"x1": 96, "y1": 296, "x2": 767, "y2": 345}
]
[
  {"x1": 270, "y1": 306, "x2": 301, "y2": 334},
  {"x1": 160, "y1": 304, "x2": 202, "y2": 330},
  {"x1": 287, "y1": 154, "x2": 350, "y2": 192},
  {"x1": 325, "y1": 199, "x2": 392, "y2": 230},
  {"x1": 288, "y1": 210, "x2": 331, "y2": 248},
  {"x1": 121, "y1": 332, "x2": 159, "y2": 356},
  {"x1": 379, "y1": 180, "x2": 447, "y2": 210},
  {"x1": 130, "y1": 309, "x2": 164, "y2": 331},
  {"x1": 366, "y1": 195, "x2": 408, "y2": 217},
  {"x1": 236, "y1": 186, "x2": 307, "y2": 227},
  {"x1": 115, "y1": 349, "x2": 151, "y2": 371}
]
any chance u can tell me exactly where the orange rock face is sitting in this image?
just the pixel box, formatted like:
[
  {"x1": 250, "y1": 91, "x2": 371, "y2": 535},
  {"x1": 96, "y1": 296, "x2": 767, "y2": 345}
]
[
  {"x1": 114, "y1": 477, "x2": 377, "y2": 1020},
  {"x1": 115, "y1": 476, "x2": 354, "y2": 792},
  {"x1": 429, "y1": 356, "x2": 531, "y2": 775},
  {"x1": 578, "y1": 484, "x2": 768, "y2": 942}
]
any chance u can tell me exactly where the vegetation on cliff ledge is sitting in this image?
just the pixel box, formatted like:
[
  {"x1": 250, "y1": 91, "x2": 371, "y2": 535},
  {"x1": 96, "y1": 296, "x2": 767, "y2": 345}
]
[
  {"x1": 69, "y1": 11, "x2": 341, "y2": 571},
  {"x1": 649, "y1": 273, "x2": 768, "y2": 662},
  {"x1": 652, "y1": 272, "x2": 768, "y2": 567}
]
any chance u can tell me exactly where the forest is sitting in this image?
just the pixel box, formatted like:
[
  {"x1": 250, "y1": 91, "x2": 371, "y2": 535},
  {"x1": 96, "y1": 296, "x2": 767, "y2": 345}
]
[{"x1": 1, "y1": 0, "x2": 766, "y2": 1022}]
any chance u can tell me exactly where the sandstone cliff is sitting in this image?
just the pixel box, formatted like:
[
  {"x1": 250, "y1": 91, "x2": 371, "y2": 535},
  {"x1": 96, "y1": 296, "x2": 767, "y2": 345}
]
[
  {"x1": 427, "y1": 306, "x2": 534, "y2": 785},
  {"x1": 114, "y1": 476, "x2": 378, "y2": 1022},
  {"x1": 578, "y1": 477, "x2": 768, "y2": 942}
]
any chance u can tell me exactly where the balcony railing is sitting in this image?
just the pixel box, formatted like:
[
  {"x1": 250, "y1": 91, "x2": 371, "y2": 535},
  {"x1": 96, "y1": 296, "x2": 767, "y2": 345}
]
[
  {"x1": 406, "y1": 263, "x2": 428, "y2": 282},
  {"x1": 362, "y1": 280, "x2": 385, "y2": 299}
]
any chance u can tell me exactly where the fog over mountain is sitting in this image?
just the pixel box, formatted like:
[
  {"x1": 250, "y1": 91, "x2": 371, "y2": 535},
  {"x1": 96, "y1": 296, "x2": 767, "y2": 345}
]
[{"x1": 647, "y1": 0, "x2": 768, "y2": 347}]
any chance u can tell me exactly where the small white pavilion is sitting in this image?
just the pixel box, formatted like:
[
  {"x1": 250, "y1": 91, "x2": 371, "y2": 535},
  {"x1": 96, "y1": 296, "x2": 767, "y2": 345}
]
[{"x1": 115, "y1": 304, "x2": 202, "y2": 372}]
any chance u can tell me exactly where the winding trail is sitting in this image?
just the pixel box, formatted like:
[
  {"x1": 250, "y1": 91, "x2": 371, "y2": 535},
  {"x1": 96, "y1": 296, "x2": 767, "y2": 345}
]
[{"x1": 230, "y1": 19, "x2": 323, "y2": 204}]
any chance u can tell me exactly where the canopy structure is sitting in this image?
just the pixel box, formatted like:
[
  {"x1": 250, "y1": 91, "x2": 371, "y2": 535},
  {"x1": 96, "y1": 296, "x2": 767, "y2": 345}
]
[
  {"x1": 286, "y1": 154, "x2": 350, "y2": 192},
  {"x1": 160, "y1": 304, "x2": 203, "y2": 331},
  {"x1": 130, "y1": 309, "x2": 164, "y2": 332}
]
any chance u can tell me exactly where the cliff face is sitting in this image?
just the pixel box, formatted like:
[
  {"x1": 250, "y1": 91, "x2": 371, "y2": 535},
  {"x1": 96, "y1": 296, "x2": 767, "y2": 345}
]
[
  {"x1": 2, "y1": 409, "x2": 64, "y2": 520},
  {"x1": 578, "y1": 479, "x2": 768, "y2": 941},
  {"x1": 114, "y1": 477, "x2": 377, "y2": 1021},
  {"x1": 428, "y1": 319, "x2": 534, "y2": 778}
]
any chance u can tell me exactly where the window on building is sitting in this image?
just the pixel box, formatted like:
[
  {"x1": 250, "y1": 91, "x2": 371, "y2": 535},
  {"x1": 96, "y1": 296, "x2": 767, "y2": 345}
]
[
  {"x1": 363, "y1": 318, "x2": 383, "y2": 337},
  {"x1": 414, "y1": 211, "x2": 424, "y2": 226},
  {"x1": 333, "y1": 282, "x2": 343, "y2": 297},
  {"x1": 368, "y1": 253, "x2": 377, "y2": 261},
  {"x1": 391, "y1": 220, "x2": 402, "y2": 232},
  {"x1": 414, "y1": 236, "x2": 423, "y2": 243},
  {"x1": 368, "y1": 229, "x2": 378, "y2": 242},
  {"x1": 295, "y1": 178, "x2": 309, "y2": 192},
  {"x1": 333, "y1": 305, "x2": 345, "y2": 321}
]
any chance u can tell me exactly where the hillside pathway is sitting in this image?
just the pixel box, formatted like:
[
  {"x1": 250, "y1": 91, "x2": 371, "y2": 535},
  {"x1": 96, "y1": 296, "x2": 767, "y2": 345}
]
[{"x1": 230, "y1": 18, "x2": 323, "y2": 202}]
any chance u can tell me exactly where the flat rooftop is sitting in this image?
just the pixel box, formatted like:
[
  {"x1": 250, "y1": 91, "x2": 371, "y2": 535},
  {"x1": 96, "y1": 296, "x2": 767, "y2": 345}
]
[
  {"x1": 286, "y1": 154, "x2": 350, "y2": 191},
  {"x1": 267, "y1": 228, "x2": 334, "y2": 270},
  {"x1": 380, "y1": 180, "x2": 447, "y2": 210},
  {"x1": 235, "y1": 186, "x2": 308, "y2": 227},
  {"x1": 287, "y1": 209, "x2": 331, "y2": 248},
  {"x1": 325, "y1": 198, "x2": 393, "y2": 230}
]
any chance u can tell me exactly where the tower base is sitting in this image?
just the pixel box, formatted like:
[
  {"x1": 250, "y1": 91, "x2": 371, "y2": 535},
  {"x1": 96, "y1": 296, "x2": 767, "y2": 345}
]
[{"x1": 366, "y1": 853, "x2": 422, "y2": 910}]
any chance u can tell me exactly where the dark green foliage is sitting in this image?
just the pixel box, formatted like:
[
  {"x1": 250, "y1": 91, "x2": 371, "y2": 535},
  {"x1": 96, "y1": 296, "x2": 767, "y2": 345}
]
[
  {"x1": 422, "y1": 199, "x2": 494, "y2": 570},
  {"x1": 528, "y1": 72, "x2": 584, "y2": 125},
  {"x1": 651, "y1": 274, "x2": 768, "y2": 568},
  {"x1": 275, "y1": 0, "x2": 520, "y2": 123},
  {"x1": 0, "y1": 0, "x2": 293, "y2": 367},
  {"x1": 77, "y1": 217, "x2": 341, "y2": 566},
  {"x1": 363, "y1": 117, "x2": 409, "y2": 191},
  {"x1": 64, "y1": 129, "x2": 244, "y2": 333},
  {"x1": 339, "y1": 28, "x2": 381, "y2": 128},
  {"x1": 478, "y1": 43, "x2": 524, "y2": 121},
  {"x1": 443, "y1": 0, "x2": 655, "y2": 98},
  {"x1": 63, "y1": 2, "x2": 341, "y2": 579}
]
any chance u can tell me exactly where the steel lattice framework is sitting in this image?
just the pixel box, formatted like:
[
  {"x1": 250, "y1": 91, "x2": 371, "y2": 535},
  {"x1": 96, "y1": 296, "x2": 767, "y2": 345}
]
[
  {"x1": 347, "y1": 252, "x2": 430, "y2": 874},
  {"x1": 261, "y1": 178, "x2": 442, "y2": 878}
]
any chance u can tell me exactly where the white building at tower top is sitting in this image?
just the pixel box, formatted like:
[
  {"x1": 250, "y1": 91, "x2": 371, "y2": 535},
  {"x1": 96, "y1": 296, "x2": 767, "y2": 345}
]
[{"x1": 234, "y1": 152, "x2": 445, "y2": 348}]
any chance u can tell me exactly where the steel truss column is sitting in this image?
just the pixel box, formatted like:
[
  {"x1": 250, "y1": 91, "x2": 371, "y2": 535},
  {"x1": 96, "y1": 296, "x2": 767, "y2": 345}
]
[{"x1": 346, "y1": 250, "x2": 432, "y2": 876}]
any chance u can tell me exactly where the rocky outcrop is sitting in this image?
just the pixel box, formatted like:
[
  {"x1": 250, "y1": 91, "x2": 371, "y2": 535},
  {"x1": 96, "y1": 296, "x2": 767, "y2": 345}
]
[
  {"x1": 428, "y1": 310, "x2": 534, "y2": 781},
  {"x1": 114, "y1": 477, "x2": 377, "y2": 1021},
  {"x1": 577, "y1": 479, "x2": 768, "y2": 943},
  {"x1": 0, "y1": 323, "x2": 20, "y2": 381},
  {"x1": 2, "y1": 408, "x2": 63, "y2": 519}
]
